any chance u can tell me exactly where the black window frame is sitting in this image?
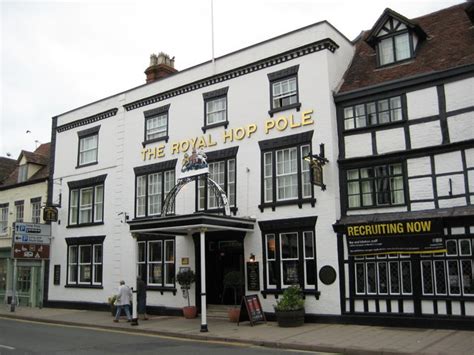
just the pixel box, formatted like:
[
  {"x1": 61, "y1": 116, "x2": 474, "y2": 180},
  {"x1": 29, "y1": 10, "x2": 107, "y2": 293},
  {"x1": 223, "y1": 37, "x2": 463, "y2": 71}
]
[
  {"x1": 67, "y1": 174, "x2": 107, "y2": 228},
  {"x1": 65, "y1": 235, "x2": 105, "y2": 289},
  {"x1": 136, "y1": 235, "x2": 177, "y2": 294},
  {"x1": 134, "y1": 159, "x2": 177, "y2": 219},
  {"x1": 345, "y1": 162, "x2": 407, "y2": 210},
  {"x1": 343, "y1": 95, "x2": 406, "y2": 131},
  {"x1": 76, "y1": 125, "x2": 100, "y2": 168},
  {"x1": 268, "y1": 65, "x2": 301, "y2": 117},
  {"x1": 142, "y1": 104, "x2": 170, "y2": 147},
  {"x1": 375, "y1": 19, "x2": 415, "y2": 67},
  {"x1": 195, "y1": 147, "x2": 238, "y2": 214},
  {"x1": 202, "y1": 87, "x2": 229, "y2": 133},
  {"x1": 258, "y1": 131, "x2": 315, "y2": 212},
  {"x1": 259, "y1": 217, "x2": 319, "y2": 298}
]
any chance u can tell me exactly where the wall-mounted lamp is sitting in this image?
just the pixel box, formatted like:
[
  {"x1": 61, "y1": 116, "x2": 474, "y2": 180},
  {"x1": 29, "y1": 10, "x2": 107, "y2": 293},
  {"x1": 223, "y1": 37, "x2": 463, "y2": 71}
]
[{"x1": 249, "y1": 253, "x2": 256, "y2": 262}]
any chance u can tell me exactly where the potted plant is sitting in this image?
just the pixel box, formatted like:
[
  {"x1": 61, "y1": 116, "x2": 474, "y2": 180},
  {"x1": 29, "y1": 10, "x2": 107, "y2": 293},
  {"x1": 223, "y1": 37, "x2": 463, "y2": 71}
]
[
  {"x1": 223, "y1": 271, "x2": 244, "y2": 322},
  {"x1": 107, "y1": 295, "x2": 117, "y2": 317},
  {"x1": 176, "y1": 268, "x2": 197, "y2": 319},
  {"x1": 274, "y1": 285, "x2": 305, "y2": 327}
]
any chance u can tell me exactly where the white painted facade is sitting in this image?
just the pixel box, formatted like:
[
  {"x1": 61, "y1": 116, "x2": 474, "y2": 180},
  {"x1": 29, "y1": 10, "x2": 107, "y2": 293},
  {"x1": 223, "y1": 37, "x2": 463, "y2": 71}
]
[{"x1": 48, "y1": 21, "x2": 354, "y2": 317}]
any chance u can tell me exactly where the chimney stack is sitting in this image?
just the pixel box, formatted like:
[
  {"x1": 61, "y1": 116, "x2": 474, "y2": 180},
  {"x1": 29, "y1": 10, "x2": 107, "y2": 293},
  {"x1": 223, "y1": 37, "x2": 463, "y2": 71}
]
[{"x1": 144, "y1": 52, "x2": 177, "y2": 83}]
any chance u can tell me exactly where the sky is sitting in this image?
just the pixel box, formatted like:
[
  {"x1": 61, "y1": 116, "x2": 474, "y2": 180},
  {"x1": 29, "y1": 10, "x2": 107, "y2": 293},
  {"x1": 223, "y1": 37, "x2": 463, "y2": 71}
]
[{"x1": 0, "y1": 0, "x2": 465, "y2": 158}]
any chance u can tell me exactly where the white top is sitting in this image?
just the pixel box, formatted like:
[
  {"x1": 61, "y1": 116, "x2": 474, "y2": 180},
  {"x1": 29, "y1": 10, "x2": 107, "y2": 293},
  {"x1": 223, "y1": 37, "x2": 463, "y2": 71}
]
[{"x1": 116, "y1": 284, "x2": 132, "y2": 306}]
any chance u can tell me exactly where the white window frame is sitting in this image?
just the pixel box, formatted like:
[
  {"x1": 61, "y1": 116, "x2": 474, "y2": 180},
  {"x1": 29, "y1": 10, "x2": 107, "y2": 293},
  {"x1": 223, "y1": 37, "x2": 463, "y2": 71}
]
[
  {"x1": 265, "y1": 234, "x2": 277, "y2": 289},
  {"x1": 78, "y1": 244, "x2": 92, "y2": 285},
  {"x1": 164, "y1": 240, "x2": 175, "y2": 287},
  {"x1": 31, "y1": 201, "x2": 41, "y2": 224},
  {"x1": 272, "y1": 77, "x2": 297, "y2": 109},
  {"x1": 148, "y1": 240, "x2": 163, "y2": 286},
  {"x1": 0, "y1": 206, "x2": 8, "y2": 234},
  {"x1": 206, "y1": 96, "x2": 227, "y2": 125},
  {"x1": 79, "y1": 134, "x2": 98, "y2": 166},
  {"x1": 68, "y1": 245, "x2": 78, "y2": 284},
  {"x1": 276, "y1": 147, "x2": 298, "y2": 201},
  {"x1": 69, "y1": 184, "x2": 104, "y2": 226},
  {"x1": 302, "y1": 231, "x2": 315, "y2": 288},
  {"x1": 263, "y1": 152, "x2": 273, "y2": 203},
  {"x1": 280, "y1": 232, "x2": 299, "y2": 288},
  {"x1": 93, "y1": 244, "x2": 102, "y2": 285},
  {"x1": 15, "y1": 203, "x2": 24, "y2": 223},
  {"x1": 146, "y1": 113, "x2": 168, "y2": 141}
]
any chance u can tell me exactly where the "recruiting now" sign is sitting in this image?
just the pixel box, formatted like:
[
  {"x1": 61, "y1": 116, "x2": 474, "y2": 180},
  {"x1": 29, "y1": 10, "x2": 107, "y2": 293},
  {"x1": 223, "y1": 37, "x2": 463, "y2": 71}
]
[{"x1": 344, "y1": 219, "x2": 445, "y2": 256}]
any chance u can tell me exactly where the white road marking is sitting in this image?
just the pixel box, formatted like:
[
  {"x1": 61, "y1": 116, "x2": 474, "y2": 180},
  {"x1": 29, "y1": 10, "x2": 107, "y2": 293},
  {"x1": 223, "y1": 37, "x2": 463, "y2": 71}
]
[{"x1": 0, "y1": 344, "x2": 15, "y2": 350}]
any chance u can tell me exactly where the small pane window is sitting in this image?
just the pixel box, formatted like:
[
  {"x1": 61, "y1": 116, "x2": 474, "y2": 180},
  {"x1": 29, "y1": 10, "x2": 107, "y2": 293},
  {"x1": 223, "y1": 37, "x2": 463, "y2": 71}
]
[
  {"x1": 79, "y1": 134, "x2": 98, "y2": 166},
  {"x1": 206, "y1": 97, "x2": 227, "y2": 125},
  {"x1": 146, "y1": 113, "x2": 168, "y2": 141},
  {"x1": 272, "y1": 77, "x2": 297, "y2": 109}
]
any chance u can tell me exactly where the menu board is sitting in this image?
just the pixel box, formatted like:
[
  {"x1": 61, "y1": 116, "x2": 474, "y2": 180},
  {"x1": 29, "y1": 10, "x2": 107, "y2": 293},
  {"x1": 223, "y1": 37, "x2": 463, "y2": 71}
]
[
  {"x1": 246, "y1": 262, "x2": 260, "y2": 291},
  {"x1": 238, "y1": 294, "x2": 266, "y2": 326}
]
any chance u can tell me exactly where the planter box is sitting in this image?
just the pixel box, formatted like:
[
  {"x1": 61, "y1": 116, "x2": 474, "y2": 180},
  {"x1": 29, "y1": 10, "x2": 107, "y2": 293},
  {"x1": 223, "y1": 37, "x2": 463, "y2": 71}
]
[{"x1": 275, "y1": 309, "x2": 305, "y2": 327}]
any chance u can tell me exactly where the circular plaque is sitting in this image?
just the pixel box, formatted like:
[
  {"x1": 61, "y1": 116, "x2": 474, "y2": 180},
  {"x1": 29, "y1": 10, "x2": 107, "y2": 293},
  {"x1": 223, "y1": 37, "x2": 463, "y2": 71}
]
[{"x1": 319, "y1": 265, "x2": 337, "y2": 285}]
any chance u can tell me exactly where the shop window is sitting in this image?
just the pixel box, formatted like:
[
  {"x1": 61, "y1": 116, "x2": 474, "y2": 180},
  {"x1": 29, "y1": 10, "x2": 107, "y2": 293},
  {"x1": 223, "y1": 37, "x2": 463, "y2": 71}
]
[
  {"x1": 77, "y1": 126, "x2": 100, "y2": 167},
  {"x1": 137, "y1": 238, "x2": 175, "y2": 289},
  {"x1": 259, "y1": 132, "x2": 314, "y2": 211},
  {"x1": 267, "y1": 65, "x2": 301, "y2": 116},
  {"x1": 143, "y1": 104, "x2": 170, "y2": 145},
  {"x1": 66, "y1": 236, "x2": 104, "y2": 287},
  {"x1": 68, "y1": 175, "x2": 106, "y2": 227},
  {"x1": 347, "y1": 163, "x2": 405, "y2": 209},
  {"x1": 355, "y1": 255, "x2": 412, "y2": 296},
  {"x1": 0, "y1": 204, "x2": 8, "y2": 234},
  {"x1": 420, "y1": 238, "x2": 474, "y2": 297},
  {"x1": 31, "y1": 197, "x2": 41, "y2": 224},
  {"x1": 202, "y1": 87, "x2": 228, "y2": 132},
  {"x1": 343, "y1": 96, "x2": 403, "y2": 130},
  {"x1": 134, "y1": 160, "x2": 176, "y2": 218},
  {"x1": 259, "y1": 217, "x2": 317, "y2": 294}
]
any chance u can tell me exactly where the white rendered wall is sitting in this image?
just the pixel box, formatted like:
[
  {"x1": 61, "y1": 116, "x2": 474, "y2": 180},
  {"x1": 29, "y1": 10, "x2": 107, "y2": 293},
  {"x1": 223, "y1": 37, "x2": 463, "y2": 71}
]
[
  {"x1": 49, "y1": 21, "x2": 353, "y2": 316},
  {"x1": 406, "y1": 87, "x2": 439, "y2": 120}
]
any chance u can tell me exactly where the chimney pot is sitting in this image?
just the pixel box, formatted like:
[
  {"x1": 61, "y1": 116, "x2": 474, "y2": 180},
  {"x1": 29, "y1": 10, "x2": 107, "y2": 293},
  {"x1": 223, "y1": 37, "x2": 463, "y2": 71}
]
[{"x1": 145, "y1": 52, "x2": 177, "y2": 83}]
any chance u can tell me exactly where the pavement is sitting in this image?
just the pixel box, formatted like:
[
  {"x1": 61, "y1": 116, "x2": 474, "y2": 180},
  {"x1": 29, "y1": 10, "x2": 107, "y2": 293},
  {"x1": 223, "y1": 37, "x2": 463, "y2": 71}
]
[{"x1": 0, "y1": 306, "x2": 473, "y2": 355}]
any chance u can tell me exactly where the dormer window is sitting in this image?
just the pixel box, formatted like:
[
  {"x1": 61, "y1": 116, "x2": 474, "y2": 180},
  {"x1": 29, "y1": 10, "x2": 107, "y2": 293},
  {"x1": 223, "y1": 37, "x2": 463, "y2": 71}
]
[
  {"x1": 377, "y1": 21, "x2": 411, "y2": 66},
  {"x1": 366, "y1": 8, "x2": 426, "y2": 68}
]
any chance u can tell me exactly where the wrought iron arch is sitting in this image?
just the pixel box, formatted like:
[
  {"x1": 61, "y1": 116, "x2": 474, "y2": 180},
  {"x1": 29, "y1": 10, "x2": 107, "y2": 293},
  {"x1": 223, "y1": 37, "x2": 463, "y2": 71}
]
[{"x1": 161, "y1": 175, "x2": 230, "y2": 217}]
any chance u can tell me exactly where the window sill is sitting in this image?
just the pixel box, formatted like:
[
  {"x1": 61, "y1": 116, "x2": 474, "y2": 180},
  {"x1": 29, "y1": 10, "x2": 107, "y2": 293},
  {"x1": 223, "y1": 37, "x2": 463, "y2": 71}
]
[
  {"x1": 268, "y1": 102, "x2": 301, "y2": 117},
  {"x1": 201, "y1": 121, "x2": 229, "y2": 133},
  {"x1": 146, "y1": 286, "x2": 177, "y2": 296},
  {"x1": 142, "y1": 136, "x2": 169, "y2": 147},
  {"x1": 261, "y1": 288, "x2": 320, "y2": 300},
  {"x1": 67, "y1": 222, "x2": 104, "y2": 228},
  {"x1": 76, "y1": 162, "x2": 98, "y2": 169},
  {"x1": 65, "y1": 284, "x2": 103, "y2": 289},
  {"x1": 259, "y1": 198, "x2": 316, "y2": 212}
]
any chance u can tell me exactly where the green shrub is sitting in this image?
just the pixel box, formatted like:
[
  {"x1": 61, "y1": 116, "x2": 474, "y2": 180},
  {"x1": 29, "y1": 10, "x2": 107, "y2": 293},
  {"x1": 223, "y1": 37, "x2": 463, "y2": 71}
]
[{"x1": 274, "y1": 285, "x2": 305, "y2": 311}]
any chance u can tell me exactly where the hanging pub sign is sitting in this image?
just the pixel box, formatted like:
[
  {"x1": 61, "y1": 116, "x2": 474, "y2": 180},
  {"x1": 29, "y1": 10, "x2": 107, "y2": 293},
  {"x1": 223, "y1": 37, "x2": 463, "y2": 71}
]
[
  {"x1": 43, "y1": 206, "x2": 58, "y2": 222},
  {"x1": 310, "y1": 161, "x2": 324, "y2": 189},
  {"x1": 345, "y1": 219, "x2": 445, "y2": 256}
]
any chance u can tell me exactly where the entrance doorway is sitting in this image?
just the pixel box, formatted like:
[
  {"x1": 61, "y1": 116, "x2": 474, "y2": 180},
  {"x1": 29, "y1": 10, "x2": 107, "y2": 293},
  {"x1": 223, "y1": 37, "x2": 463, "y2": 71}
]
[
  {"x1": 205, "y1": 233, "x2": 244, "y2": 305},
  {"x1": 16, "y1": 263, "x2": 42, "y2": 307}
]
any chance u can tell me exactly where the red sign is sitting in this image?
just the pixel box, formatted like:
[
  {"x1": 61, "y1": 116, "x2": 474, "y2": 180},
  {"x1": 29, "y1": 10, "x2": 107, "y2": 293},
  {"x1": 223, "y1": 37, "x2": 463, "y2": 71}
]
[{"x1": 13, "y1": 243, "x2": 50, "y2": 259}]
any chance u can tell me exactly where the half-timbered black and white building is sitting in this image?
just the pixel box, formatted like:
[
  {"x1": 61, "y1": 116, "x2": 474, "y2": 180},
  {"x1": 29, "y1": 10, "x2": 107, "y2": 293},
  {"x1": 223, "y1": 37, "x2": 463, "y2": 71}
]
[{"x1": 333, "y1": 3, "x2": 474, "y2": 328}]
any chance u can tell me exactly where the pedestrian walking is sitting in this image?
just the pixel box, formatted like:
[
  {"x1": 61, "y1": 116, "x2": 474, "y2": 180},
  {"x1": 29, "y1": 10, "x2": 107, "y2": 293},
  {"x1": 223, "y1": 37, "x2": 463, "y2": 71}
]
[
  {"x1": 113, "y1": 280, "x2": 132, "y2": 322},
  {"x1": 137, "y1": 276, "x2": 148, "y2": 320}
]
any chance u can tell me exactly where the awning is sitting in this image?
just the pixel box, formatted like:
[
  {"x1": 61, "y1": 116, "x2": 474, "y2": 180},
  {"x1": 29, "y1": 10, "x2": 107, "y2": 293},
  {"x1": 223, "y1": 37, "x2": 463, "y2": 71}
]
[{"x1": 127, "y1": 212, "x2": 255, "y2": 235}]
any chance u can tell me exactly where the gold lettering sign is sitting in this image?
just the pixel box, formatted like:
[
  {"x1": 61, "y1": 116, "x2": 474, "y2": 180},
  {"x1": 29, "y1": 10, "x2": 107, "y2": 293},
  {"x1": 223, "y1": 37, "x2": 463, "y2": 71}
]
[{"x1": 141, "y1": 109, "x2": 314, "y2": 161}]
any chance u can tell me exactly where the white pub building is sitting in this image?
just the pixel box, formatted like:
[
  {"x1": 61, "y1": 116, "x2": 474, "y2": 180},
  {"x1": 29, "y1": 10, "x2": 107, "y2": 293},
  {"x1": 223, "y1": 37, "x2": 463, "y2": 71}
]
[{"x1": 46, "y1": 20, "x2": 353, "y2": 329}]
